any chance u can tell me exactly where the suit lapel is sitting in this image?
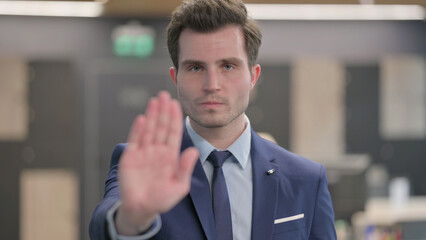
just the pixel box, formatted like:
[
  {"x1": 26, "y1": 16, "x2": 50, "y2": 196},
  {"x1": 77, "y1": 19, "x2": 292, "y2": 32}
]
[
  {"x1": 181, "y1": 126, "x2": 279, "y2": 240},
  {"x1": 181, "y1": 127, "x2": 216, "y2": 240},
  {"x1": 250, "y1": 129, "x2": 279, "y2": 240}
]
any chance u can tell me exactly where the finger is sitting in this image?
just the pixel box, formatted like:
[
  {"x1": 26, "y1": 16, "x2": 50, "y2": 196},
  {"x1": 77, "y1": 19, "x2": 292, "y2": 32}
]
[
  {"x1": 166, "y1": 99, "x2": 183, "y2": 150},
  {"x1": 141, "y1": 97, "x2": 159, "y2": 146},
  {"x1": 127, "y1": 115, "x2": 146, "y2": 149},
  {"x1": 176, "y1": 147, "x2": 199, "y2": 187},
  {"x1": 154, "y1": 91, "x2": 171, "y2": 144}
]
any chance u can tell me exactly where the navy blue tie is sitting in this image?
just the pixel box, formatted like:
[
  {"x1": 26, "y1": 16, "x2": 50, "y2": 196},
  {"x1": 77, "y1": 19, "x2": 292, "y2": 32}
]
[{"x1": 208, "y1": 150, "x2": 233, "y2": 240}]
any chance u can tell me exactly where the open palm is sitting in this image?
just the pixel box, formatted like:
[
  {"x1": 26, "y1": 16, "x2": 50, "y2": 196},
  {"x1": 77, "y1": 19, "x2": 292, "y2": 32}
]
[{"x1": 117, "y1": 91, "x2": 199, "y2": 233}]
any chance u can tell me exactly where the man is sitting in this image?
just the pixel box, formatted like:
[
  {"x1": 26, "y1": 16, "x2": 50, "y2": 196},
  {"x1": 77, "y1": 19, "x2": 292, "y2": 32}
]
[{"x1": 90, "y1": 0, "x2": 337, "y2": 239}]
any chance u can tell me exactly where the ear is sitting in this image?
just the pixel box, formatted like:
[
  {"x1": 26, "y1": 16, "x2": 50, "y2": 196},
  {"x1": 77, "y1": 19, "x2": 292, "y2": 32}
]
[
  {"x1": 170, "y1": 67, "x2": 178, "y2": 86},
  {"x1": 250, "y1": 64, "x2": 261, "y2": 90}
]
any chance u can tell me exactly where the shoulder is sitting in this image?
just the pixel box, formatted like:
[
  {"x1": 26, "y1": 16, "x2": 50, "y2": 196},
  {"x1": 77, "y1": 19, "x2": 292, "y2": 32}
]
[
  {"x1": 110, "y1": 143, "x2": 127, "y2": 167},
  {"x1": 253, "y1": 132, "x2": 325, "y2": 178}
]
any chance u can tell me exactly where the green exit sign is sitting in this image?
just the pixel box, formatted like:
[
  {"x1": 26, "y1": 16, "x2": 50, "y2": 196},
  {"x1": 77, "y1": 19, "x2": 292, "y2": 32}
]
[{"x1": 112, "y1": 21, "x2": 155, "y2": 58}]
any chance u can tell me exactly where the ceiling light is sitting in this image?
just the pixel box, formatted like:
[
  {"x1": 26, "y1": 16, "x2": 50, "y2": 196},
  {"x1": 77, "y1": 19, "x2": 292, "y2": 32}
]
[
  {"x1": 246, "y1": 4, "x2": 425, "y2": 21},
  {"x1": 0, "y1": 1, "x2": 104, "y2": 17}
]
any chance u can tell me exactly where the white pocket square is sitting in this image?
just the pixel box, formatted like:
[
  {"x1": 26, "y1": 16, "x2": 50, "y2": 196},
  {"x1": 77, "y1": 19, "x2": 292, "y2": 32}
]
[{"x1": 274, "y1": 214, "x2": 304, "y2": 224}]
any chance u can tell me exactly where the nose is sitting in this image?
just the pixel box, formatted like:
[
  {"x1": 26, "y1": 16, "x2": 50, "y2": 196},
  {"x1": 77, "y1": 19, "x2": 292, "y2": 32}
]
[{"x1": 203, "y1": 70, "x2": 220, "y2": 92}]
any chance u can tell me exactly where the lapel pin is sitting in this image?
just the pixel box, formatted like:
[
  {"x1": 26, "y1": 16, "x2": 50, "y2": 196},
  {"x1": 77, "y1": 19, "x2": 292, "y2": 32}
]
[{"x1": 266, "y1": 169, "x2": 275, "y2": 175}]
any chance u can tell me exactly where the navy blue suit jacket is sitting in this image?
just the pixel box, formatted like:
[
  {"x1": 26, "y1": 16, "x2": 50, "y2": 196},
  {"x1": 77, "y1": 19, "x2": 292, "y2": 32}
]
[{"x1": 89, "y1": 127, "x2": 337, "y2": 239}]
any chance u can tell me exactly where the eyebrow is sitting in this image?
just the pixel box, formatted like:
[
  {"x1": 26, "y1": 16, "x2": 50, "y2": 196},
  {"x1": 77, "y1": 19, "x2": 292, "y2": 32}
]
[
  {"x1": 220, "y1": 57, "x2": 244, "y2": 65},
  {"x1": 180, "y1": 59, "x2": 205, "y2": 67},
  {"x1": 180, "y1": 57, "x2": 244, "y2": 67}
]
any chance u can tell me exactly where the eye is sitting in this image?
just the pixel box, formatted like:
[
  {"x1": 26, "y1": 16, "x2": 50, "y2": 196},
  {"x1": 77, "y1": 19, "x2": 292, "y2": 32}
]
[
  {"x1": 189, "y1": 66, "x2": 202, "y2": 72},
  {"x1": 224, "y1": 64, "x2": 234, "y2": 71}
]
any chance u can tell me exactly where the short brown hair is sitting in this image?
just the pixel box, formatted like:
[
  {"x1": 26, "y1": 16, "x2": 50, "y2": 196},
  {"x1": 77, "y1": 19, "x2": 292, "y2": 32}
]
[{"x1": 167, "y1": 0, "x2": 262, "y2": 69}]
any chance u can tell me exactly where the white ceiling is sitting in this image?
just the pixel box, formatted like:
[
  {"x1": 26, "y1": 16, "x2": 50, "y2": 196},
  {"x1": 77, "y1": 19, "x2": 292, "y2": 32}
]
[{"x1": 48, "y1": 0, "x2": 426, "y2": 17}]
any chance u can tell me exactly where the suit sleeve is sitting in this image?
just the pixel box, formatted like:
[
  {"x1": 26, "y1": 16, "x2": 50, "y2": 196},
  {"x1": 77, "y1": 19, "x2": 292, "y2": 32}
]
[
  {"x1": 89, "y1": 144, "x2": 125, "y2": 240},
  {"x1": 309, "y1": 165, "x2": 337, "y2": 240}
]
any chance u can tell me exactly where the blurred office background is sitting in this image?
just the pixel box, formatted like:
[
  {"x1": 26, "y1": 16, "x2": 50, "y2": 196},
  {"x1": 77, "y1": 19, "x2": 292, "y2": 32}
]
[{"x1": 0, "y1": 0, "x2": 425, "y2": 239}]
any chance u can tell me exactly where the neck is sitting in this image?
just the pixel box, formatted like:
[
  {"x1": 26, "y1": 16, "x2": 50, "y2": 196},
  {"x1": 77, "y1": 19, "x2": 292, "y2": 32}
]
[{"x1": 189, "y1": 114, "x2": 247, "y2": 150}]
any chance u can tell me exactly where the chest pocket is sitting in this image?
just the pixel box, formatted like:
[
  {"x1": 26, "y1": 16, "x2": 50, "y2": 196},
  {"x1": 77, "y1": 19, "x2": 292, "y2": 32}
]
[{"x1": 272, "y1": 217, "x2": 306, "y2": 240}]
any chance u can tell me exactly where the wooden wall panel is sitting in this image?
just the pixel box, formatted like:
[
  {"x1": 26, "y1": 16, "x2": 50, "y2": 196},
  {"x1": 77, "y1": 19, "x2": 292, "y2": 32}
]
[
  {"x1": 291, "y1": 59, "x2": 345, "y2": 157},
  {"x1": 20, "y1": 169, "x2": 79, "y2": 240},
  {"x1": 380, "y1": 55, "x2": 426, "y2": 140},
  {"x1": 0, "y1": 58, "x2": 28, "y2": 141}
]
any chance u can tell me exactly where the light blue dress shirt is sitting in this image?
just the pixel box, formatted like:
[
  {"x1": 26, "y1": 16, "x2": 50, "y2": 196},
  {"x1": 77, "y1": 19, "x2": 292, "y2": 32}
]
[{"x1": 186, "y1": 116, "x2": 253, "y2": 240}]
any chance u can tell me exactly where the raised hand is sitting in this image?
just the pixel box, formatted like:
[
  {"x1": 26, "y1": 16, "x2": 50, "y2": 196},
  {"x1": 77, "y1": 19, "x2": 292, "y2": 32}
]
[{"x1": 115, "y1": 91, "x2": 199, "y2": 235}]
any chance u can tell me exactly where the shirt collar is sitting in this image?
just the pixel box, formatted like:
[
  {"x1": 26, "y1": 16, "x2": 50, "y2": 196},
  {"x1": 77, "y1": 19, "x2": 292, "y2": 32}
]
[{"x1": 185, "y1": 115, "x2": 251, "y2": 169}]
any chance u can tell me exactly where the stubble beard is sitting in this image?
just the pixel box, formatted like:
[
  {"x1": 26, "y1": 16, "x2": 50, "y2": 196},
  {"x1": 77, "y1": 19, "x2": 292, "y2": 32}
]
[
  {"x1": 190, "y1": 108, "x2": 245, "y2": 129},
  {"x1": 179, "y1": 95, "x2": 248, "y2": 129}
]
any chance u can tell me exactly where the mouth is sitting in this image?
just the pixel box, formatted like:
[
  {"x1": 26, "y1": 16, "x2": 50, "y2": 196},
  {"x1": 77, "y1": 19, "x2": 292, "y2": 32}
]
[
  {"x1": 196, "y1": 95, "x2": 227, "y2": 109},
  {"x1": 201, "y1": 101, "x2": 223, "y2": 107}
]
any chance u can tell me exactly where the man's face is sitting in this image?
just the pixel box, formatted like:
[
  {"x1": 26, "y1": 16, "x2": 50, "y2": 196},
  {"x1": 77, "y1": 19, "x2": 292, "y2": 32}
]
[{"x1": 170, "y1": 25, "x2": 260, "y2": 129}]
